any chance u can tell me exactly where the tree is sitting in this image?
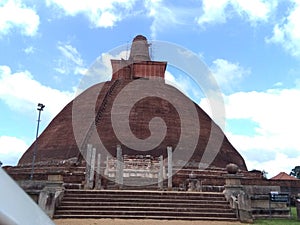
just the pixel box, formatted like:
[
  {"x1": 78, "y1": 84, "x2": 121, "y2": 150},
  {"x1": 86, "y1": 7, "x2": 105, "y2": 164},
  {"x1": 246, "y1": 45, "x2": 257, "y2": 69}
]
[{"x1": 290, "y1": 166, "x2": 300, "y2": 179}]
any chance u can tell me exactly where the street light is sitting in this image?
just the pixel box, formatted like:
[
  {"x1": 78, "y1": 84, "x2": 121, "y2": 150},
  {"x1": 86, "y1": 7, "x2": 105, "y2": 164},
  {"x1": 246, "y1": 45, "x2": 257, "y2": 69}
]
[{"x1": 30, "y1": 103, "x2": 45, "y2": 180}]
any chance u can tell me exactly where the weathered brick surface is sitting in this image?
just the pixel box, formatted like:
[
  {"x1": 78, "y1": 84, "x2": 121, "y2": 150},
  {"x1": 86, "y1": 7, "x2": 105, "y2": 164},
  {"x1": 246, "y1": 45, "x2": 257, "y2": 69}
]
[{"x1": 18, "y1": 79, "x2": 247, "y2": 171}]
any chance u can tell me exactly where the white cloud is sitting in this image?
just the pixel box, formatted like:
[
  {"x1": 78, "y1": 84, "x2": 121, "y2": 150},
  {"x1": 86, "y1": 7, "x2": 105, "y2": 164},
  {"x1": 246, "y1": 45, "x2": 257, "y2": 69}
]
[
  {"x1": 198, "y1": 59, "x2": 249, "y2": 126},
  {"x1": 210, "y1": 59, "x2": 250, "y2": 92},
  {"x1": 197, "y1": 0, "x2": 229, "y2": 25},
  {"x1": 0, "y1": 0, "x2": 39, "y2": 36},
  {"x1": 165, "y1": 71, "x2": 177, "y2": 87},
  {"x1": 88, "y1": 50, "x2": 129, "y2": 80},
  {"x1": 0, "y1": 136, "x2": 28, "y2": 166},
  {"x1": 145, "y1": 0, "x2": 203, "y2": 39},
  {"x1": 242, "y1": 152, "x2": 300, "y2": 179},
  {"x1": 23, "y1": 46, "x2": 35, "y2": 54},
  {"x1": 58, "y1": 44, "x2": 83, "y2": 66},
  {"x1": 55, "y1": 42, "x2": 87, "y2": 75},
  {"x1": 95, "y1": 11, "x2": 118, "y2": 27},
  {"x1": 221, "y1": 87, "x2": 300, "y2": 177},
  {"x1": 0, "y1": 65, "x2": 74, "y2": 121},
  {"x1": 46, "y1": 0, "x2": 136, "y2": 28},
  {"x1": 267, "y1": 0, "x2": 300, "y2": 57},
  {"x1": 231, "y1": 0, "x2": 277, "y2": 23},
  {"x1": 165, "y1": 70, "x2": 202, "y2": 104},
  {"x1": 145, "y1": 0, "x2": 180, "y2": 39},
  {"x1": 165, "y1": 70, "x2": 189, "y2": 95},
  {"x1": 274, "y1": 81, "x2": 283, "y2": 87},
  {"x1": 197, "y1": 0, "x2": 277, "y2": 26},
  {"x1": 74, "y1": 49, "x2": 129, "y2": 94},
  {"x1": 225, "y1": 89, "x2": 300, "y2": 134}
]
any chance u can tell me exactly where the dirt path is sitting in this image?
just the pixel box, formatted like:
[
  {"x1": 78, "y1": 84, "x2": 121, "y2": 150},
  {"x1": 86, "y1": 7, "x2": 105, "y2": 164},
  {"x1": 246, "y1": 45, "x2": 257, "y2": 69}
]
[{"x1": 53, "y1": 219, "x2": 247, "y2": 225}]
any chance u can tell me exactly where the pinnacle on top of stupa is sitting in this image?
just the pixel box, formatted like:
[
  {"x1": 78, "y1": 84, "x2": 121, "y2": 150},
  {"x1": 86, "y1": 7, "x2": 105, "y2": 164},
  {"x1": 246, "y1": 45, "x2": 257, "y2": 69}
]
[
  {"x1": 111, "y1": 35, "x2": 166, "y2": 80},
  {"x1": 128, "y1": 35, "x2": 151, "y2": 62}
]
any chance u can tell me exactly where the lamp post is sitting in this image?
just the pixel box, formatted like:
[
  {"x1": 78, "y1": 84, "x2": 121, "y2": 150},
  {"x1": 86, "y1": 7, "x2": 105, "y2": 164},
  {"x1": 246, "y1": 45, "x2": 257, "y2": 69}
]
[{"x1": 30, "y1": 103, "x2": 45, "y2": 180}]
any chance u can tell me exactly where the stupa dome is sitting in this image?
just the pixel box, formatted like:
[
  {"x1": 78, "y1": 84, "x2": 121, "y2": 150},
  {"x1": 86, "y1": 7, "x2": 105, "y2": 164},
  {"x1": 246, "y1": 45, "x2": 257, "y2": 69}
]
[{"x1": 18, "y1": 35, "x2": 247, "y2": 171}]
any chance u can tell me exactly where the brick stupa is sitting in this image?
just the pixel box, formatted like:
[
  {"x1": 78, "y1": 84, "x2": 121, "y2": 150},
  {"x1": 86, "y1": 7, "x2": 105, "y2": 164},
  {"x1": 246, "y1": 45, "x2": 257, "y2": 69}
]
[{"x1": 18, "y1": 35, "x2": 247, "y2": 171}]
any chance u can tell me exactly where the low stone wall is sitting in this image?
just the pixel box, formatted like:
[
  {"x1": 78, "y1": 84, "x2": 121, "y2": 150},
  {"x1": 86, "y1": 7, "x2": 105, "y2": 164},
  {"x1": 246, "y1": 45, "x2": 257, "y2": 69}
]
[
  {"x1": 223, "y1": 175, "x2": 293, "y2": 222},
  {"x1": 18, "y1": 180, "x2": 48, "y2": 203},
  {"x1": 244, "y1": 185, "x2": 290, "y2": 219},
  {"x1": 38, "y1": 182, "x2": 64, "y2": 218}
]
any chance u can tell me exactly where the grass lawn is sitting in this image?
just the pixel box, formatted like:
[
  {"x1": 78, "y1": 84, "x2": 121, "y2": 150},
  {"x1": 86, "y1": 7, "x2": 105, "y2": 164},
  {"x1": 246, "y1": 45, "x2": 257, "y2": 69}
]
[{"x1": 254, "y1": 207, "x2": 299, "y2": 225}]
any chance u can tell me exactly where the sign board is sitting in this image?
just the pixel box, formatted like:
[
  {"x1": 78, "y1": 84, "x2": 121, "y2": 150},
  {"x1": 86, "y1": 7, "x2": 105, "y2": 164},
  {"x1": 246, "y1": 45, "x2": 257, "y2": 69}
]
[
  {"x1": 268, "y1": 192, "x2": 291, "y2": 218},
  {"x1": 269, "y1": 192, "x2": 289, "y2": 203}
]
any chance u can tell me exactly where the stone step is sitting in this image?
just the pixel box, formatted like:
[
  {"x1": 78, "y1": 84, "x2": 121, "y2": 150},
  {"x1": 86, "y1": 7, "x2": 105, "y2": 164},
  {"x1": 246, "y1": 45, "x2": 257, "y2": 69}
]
[
  {"x1": 63, "y1": 193, "x2": 225, "y2": 200},
  {"x1": 62, "y1": 191, "x2": 226, "y2": 199},
  {"x1": 54, "y1": 190, "x2": 237, "y2": 221},
  {"x1": 64, "y1": 189, "x2": 224, "y2": 197},
  {"x1": 61, "y1": 197, "x2": 227, "y2": 204},
  {"x1": 54, "y1": 210, "x2": 236, "y2": 218},
  {"x1": 56, "y1": 206, "x2": 233, "y2": 213},
  {"x1": 54, "y1": 214, "x2": 238, "y2": 221},
  {"x1": 60, "y1": 201, "x2": 230, "y2": 209}
]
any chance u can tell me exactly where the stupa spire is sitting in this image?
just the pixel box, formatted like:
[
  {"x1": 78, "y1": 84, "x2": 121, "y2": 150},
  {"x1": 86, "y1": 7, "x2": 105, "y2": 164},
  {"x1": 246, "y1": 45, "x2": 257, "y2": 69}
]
[
  {"x1": 129, "y1": 35, "x2": 151, "y2": 62},
  {"x1": 111, "y1": 35, "x2": 166, "y2": 80}
]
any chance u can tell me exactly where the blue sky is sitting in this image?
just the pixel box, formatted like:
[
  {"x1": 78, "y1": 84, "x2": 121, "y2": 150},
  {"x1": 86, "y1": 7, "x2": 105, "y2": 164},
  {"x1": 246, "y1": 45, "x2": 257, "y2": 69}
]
[{"x1": 1, "y1": 0, "x2": 300, "y2": 178}]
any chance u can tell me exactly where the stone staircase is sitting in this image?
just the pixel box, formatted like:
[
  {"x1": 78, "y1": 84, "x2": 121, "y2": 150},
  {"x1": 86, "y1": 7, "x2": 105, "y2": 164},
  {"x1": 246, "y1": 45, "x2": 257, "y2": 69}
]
[
  {"x1": 77, "y1": 79, "x2": 121, "y2": 163},
  {"x1": 54, "y1": 190, "x2": 238, "y2": 221}
]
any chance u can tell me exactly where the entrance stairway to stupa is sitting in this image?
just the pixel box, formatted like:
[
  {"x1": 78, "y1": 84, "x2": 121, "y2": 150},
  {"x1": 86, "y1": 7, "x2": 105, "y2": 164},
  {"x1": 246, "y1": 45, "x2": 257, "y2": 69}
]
[{"x1": 53, "y1": 189, "x2": 238, "y2": 221}]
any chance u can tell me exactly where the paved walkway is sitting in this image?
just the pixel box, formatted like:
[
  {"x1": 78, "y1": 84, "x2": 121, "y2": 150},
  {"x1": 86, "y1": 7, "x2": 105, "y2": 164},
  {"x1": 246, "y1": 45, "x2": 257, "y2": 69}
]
[{"x1": 54, "y1": 219, "x2": 248, "y2": 225}]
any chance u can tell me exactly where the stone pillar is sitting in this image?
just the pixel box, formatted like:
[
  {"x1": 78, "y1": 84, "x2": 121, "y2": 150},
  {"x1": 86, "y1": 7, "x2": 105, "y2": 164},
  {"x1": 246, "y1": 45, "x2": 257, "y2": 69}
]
[
  {"x1": 223, "y1": 163, "x2": 242, "y2": 202},
  {"x1": 158, "y1": 155, "x2": 164, "y2": 190},
  {"x1": 104, "y1": 155, "x2": 109, "y2": 176},
  {"x1": 84, "y1": 144, "x2": 92, "y2": 189},
  {"x1": 223, "y1": 163, "x2": 253, "y2": 223},
  {"x1": 237, "y1": 192, "x2": 253, "y2": 223},
  {"x1": 87, "y1": 147, "x2": 96, "y2": 189},
  {"x1": 223, "y1": 174, "x2": 243, "y2": 204},
  {"x1": 116, "y1": 145, "x2": 123, "y2": 189},
  {"x1": 167, "y1": 146, "x2": 172, "y2": 190},
  {"x1": 187, "y1": 172, "x2": 198, "y2": 192},
  {"x1": 38, "y1": 179, "x2": 64, "y2": 218},
  {"x1": 95, "y1": 153, "x2": 101, "y2": 189}
]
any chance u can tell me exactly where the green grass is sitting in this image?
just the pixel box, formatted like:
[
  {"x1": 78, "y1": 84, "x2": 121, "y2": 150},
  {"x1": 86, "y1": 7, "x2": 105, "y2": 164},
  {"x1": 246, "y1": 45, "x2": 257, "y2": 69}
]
[{"x1": 254, "y1": 207, "x2": 299, "y2": 225}]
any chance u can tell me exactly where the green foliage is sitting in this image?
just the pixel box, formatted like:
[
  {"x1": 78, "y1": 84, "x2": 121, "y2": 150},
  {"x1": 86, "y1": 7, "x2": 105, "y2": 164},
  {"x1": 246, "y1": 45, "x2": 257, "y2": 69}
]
[{"x1": 290, "y1": 166, "x2": 300, "y2": 179}]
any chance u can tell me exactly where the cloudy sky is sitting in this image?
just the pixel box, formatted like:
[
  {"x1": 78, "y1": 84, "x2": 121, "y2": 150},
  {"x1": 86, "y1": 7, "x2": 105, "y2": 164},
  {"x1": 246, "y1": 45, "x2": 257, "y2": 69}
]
[{"x1": 1, "y1": 0, "x2": 300, "y2": 178}]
